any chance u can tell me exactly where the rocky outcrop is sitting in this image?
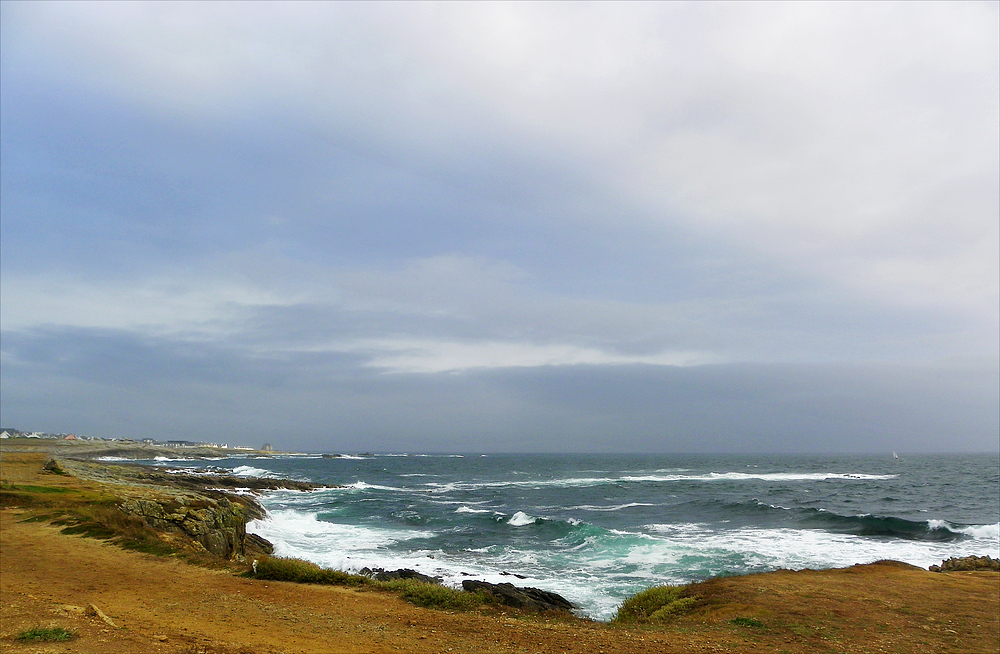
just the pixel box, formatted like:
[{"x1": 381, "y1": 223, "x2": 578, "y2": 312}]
[
  {"x1": 929, "y1": 555, "x2": 1000, "y2": 572},
  {"x1": 42, "y1": 457, "x2": 299, "y2": 561},
  {"x1": 462, "y1": 580, "x2": 576, "y2": 613},
  {"x1": 245, "y1": 532, "x2": 274, "y2": 557},
  {"x1": 119, "y1": 494, "x2": 256, "y2": 559}
]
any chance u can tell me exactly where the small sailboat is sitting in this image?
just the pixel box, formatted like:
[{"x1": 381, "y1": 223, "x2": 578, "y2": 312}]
[{"x1": 893, "y1": 451, "x2": 899, "y2": 460}]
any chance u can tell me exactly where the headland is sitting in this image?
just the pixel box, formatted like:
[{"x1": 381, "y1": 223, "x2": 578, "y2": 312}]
[{"x1": 1, "y1": 441, "x2": 997, "y2": 653}]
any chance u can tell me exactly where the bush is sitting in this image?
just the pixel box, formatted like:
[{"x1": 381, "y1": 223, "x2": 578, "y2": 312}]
[
  {"x1": 252, "y1": 557, "x2": 367, "y2": 587},
  {"x1": 612, "y1": 585, "x2": 696, "y2": 624}
]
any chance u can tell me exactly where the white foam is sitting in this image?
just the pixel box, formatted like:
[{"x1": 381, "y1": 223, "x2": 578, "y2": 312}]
[
  {"x1": 954, "y1": 522, "x2": 1000, "y2": 540},
  {"x1": 423, "y1": 471, "x2": 896, "y2": 494},
  {"x1": 455, "y1": 505, "x2": 491, "y2": 514},
  {"x1": 231, "y1": 465, "x2": 277, "y2": 478},
  {"x1": 206, "y1": 487, "x2": 257, "y2": 496},
  {"x1": 621, "y1": 472, "x2": 898, "y2": 483},
  {"x1": 345, "y1": 480, "x2": 406, "y2": 492},
  {"x1": 569, "y1": 502, "x2": 657, "y2": 512},
  {"x1": 508, "y1": 511, "x2": 537, "y2": 526}
]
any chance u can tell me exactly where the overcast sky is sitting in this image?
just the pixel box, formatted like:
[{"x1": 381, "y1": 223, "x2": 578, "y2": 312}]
[{"x1": 1, "y1": 1, "x2": 997, "y2": 453}]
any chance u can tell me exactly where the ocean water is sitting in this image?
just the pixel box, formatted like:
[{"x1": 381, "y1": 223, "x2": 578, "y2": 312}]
[{"x1": 141, "y1": 452, "x2": 999, "y2": 620}]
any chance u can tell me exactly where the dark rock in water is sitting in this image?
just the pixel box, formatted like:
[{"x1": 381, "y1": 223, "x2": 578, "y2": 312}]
[
  {"x1": 372, "y1": 568, "x2": 442, "y2": 584},
  {"x1": 929, "y1": 555, "x2": 1000, "y2": 572},
  {"x1": 500, "y1": 571, "x2": 528, "y2": 579},
  {"x1": 321, "y1": 453, "x2": 342, "y2": 458},
  {"x1": 462, "y1": 580, "x2": 576, "y2": 613}
]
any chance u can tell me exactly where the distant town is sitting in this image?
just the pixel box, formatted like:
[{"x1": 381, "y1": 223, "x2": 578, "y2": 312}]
[{"x1": 0, "y1": 428, "x2": 271, "y2": 451}]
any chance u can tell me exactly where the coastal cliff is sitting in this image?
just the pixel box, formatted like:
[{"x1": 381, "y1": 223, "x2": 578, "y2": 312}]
[{"x1": 24, "y1": 456, "x2": 325, "y2": 561}]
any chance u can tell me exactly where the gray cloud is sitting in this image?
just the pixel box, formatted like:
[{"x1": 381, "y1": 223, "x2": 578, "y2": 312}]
[{"x1": 1, "y1": 2, "x2": 996, "y2": 452}]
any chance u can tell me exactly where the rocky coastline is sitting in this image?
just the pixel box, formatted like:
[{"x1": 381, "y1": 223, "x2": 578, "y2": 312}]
[
  {"x1": 3, "y1": 446, "x2": 998, "y2": 654},
  {"x1": 41, "y1": 456, "x2": 327, "y2": 561},
  {"x1": 31, "y1": 453, "x2": 581, "y2": 611}
]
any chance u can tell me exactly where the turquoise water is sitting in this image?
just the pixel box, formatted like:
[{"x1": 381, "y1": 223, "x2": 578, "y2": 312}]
[{"x1": 136, "y1": 452, "x2": 1000, "y2": 620}]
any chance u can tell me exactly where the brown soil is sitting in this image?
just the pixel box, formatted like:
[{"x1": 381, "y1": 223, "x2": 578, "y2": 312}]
[{"x1": 2, "y1": 452, "x2": 997, "y2": 653}]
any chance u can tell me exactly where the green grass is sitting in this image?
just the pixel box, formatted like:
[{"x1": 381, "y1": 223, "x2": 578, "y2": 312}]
[
  {"x1": 15, "y1": 626, "x2": 75, "y2": 642},
  {"x1": 731, "y1": 616, "x2": 766, "y2": 628},
  {"x1": 612, "y1": 585, "x2": 698, "y2": 624},
  {"x1": 3, "y1": 483, "x2": 71, "y2": 494}
]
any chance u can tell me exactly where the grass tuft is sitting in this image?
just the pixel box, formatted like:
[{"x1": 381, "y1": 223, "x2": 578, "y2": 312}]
[
  {"x1": 16, "y1": 626, "x2": 75, "y2": 642},
  {"x1": 612, "y1": 585, "x2": 697, "y2": 624},
  {"x1": 731, "y1": 616, "x2": 766, "y2": 628}
]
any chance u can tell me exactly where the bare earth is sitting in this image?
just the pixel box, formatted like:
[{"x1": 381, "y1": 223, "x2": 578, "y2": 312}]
[{"x1": 2, "y1": 450, "x2": 997, "y2": 654}]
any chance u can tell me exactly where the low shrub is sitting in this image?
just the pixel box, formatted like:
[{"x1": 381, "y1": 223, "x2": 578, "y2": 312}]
[
  {"x1": 376, "y1": 578, "x2": 492, "y2": 611},
  {"x1": 252, "y1": 556, "x2": 368, "y2": 587},
  {"x1": 612, "y1": 585, "x2": 697, "y2": 624},
  {"x1": 251, "y1": 557, "x2": 492, "y2": 612},
  {"x1": 16, "y1": 626, "x2": 75, "y2": 642}
]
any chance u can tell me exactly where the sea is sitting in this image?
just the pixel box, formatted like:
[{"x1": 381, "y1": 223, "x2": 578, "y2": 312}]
[{"x1": 121, "y1": 452, "x2": 1000, "y2": 621}]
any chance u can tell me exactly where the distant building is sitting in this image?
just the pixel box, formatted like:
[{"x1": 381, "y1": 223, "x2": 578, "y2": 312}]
[
  {"x1": 261, "y1": 443, "x2": 274, "y2": 452},
  {"x1": 0, "y1": 431, "x2": 10, "y2": 439}
]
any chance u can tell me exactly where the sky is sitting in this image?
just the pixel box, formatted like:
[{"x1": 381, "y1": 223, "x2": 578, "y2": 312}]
[{"x1": 1, "y1": 1, "x2": 997, "y2": 454}]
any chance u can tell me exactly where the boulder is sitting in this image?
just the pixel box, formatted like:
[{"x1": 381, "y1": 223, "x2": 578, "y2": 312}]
[{"x1": 462, "y1": 580, "x2": 576, "y2": 613}]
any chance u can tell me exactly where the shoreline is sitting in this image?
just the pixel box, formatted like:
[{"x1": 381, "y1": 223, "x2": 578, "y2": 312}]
[{"x1": 2, "y1": 445, "x2": 998, "y2": 653}]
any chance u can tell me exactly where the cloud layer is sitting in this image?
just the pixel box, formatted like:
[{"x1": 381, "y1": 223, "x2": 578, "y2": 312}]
[{"x1": 2, "y1": 2, "x2": 996, "y2": 452}]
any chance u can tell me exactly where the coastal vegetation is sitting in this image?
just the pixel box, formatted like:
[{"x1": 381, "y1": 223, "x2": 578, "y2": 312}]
[
  {"x1": 612, "y1": 584, "x2": 698, "y2": 623},
  {"x1": 251, "y1": 557, "x2": 501, "y2": 611},
  {"x1": 14, "y1": 626, "x2": 76, "y2": 642}
]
